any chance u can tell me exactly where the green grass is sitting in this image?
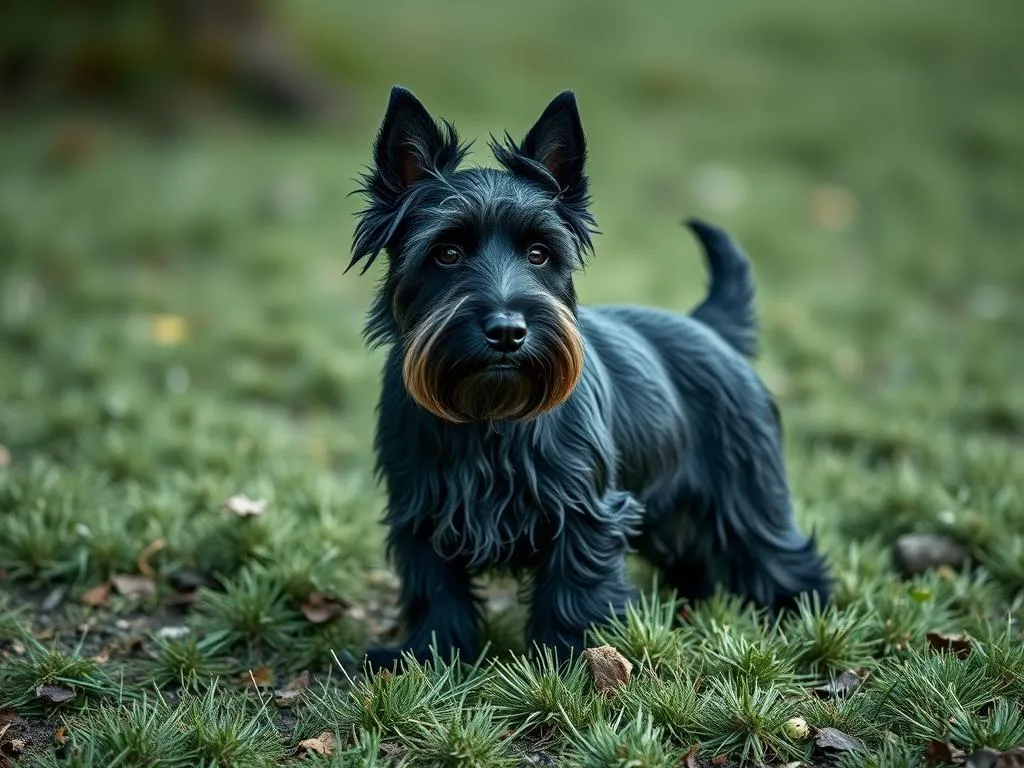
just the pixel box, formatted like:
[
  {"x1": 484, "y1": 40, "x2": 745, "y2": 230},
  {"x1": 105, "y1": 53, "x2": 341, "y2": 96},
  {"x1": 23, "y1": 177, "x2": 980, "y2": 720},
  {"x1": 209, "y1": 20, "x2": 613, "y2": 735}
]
[{"x1": 2, "y1": 0, "x2": 1023, "y2": 764}]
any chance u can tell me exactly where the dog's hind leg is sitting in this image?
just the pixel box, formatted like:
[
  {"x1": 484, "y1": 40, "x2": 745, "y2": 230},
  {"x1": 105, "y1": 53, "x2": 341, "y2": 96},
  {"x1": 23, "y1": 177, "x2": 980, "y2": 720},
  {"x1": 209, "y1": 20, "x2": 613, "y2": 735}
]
[{"x1": 641, "y1": 405, "x2": 830, "y2": 613}]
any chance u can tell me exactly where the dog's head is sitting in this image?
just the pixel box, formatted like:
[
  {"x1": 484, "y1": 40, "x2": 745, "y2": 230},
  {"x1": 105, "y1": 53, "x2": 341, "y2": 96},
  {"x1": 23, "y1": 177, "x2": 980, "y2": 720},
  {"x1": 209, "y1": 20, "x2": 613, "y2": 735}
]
[{"x1": 349, "y1": 87, "x2": 596, "y2": 423}]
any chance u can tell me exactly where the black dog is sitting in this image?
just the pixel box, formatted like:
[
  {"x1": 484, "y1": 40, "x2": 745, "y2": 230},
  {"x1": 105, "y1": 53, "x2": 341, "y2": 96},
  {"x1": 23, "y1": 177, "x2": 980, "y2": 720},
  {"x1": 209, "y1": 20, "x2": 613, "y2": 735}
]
[{"x1": 348, "y1": 87, "x2": 830, "y2": 670}]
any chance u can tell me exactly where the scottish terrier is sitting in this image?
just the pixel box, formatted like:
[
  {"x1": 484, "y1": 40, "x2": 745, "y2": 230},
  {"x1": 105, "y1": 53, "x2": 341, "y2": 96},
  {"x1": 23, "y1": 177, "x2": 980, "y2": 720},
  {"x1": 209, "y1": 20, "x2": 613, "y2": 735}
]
[{"x1": 348, "y1": 87, "x2": 830, "y2": 670}]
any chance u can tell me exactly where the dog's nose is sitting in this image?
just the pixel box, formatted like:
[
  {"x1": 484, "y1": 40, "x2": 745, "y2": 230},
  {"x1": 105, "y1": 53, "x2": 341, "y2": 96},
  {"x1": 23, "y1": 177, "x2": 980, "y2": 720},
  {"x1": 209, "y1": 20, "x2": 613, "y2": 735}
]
[{"x1": 483, "y1": 312, "x2": 528, "y2": 352}]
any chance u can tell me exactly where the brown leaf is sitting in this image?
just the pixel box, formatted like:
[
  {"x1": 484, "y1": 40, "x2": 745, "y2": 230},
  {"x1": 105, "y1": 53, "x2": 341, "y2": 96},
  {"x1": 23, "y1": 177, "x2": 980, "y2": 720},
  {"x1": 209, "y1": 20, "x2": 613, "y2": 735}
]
[
  {"x1": 298, "y1": 731, "x2": 335, "y2": 756},
  {"x1": 53, "y1": 726, "x2": 68, "y2": 746},
  {"x1": 91, "y1": 647, "x2": 111, "y2": 665},
  {"x1": 136, "y1": 538, "x2": 166, "y2": 579},
  {"x1": 0, "y1": 723, "x2": 9, "y2": 743},
  {"x1": 927, "y1": 631, "x2": 973, "y2": 659},
  {"x1": 813, "y1": 668, "x2": 867, "y2": 698},
  {"x1": 582, "y1": 645, "x2": 632, "y2": 698},
  {"x1": 273, "y1": 670, "x2": 310, "y2": 707},
  {"x1": 111, "y1": 574, "x2": 156, "y2": 600},
  {"x1": 6, "y1": 738, "x2": 26, "y2": 755},
  {"x1": 247, "y1": 666, "x2": 274, "y2": 688},
  {"x1": 927, "y1": 739, "x2": 965, "y2": 765},
  {"x1": 300, "y1": 593, "x2": 346, "y2": 624},
  {"x1": 80, "y1": 582, "x2": 111, "y2": 608},
  {"x1": 814, "y1": 726, "x2": 865, "y2": 753},
  {"x1": 36, "y1": 685, "x2": 75, "y2": 704},
  {"x1": 223, "y1": 494, "x2": 267, "y2": 517},
  {"x1": 712, "y1": 755, "x2": 728, "y2": 765}
]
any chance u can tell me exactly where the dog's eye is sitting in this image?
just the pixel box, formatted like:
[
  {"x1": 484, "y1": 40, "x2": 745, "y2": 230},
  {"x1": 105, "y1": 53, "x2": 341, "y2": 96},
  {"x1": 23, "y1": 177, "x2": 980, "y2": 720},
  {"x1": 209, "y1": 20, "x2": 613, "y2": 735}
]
[
  {"x1": 526, "y1": 245, "x2": 549, "y2": 265},
  {"x1": 433, "y1": 245, "x2": 462, "y2": 266}
]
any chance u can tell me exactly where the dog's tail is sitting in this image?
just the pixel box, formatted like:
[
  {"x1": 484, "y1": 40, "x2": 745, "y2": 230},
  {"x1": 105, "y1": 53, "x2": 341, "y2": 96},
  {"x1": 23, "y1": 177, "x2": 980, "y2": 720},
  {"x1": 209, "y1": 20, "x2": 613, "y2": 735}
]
[{"x1": 686, "y1": 217, "x2": 758, "y2": 358}]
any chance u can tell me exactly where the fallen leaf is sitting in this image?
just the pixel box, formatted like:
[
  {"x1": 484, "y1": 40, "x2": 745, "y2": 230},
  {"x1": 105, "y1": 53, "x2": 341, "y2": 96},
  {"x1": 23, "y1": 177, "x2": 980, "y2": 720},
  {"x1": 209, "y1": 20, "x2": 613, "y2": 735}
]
[
  {"x1": 582, "y1": 645, "x2": 632, "y2": 698},
  {"x1": 712, "y1": 755, "x2": 728, "y2": 766},
  {"x1": 112, "y1": 574, "x2": 156, "y2": 600},
  {"x1": 247, "y1": 666, "x2": 274, "y2": 688},
  {"x1": 813, "y1": 668, "x2": 867, "y2": 698},
  {"x1": 54, "y1": 726, "x2": 68, "y2": 746},
  {"x1": 91, "y1": 647, "x2": 110, "y2": 664},
  {"x1": 927, "y1": 739, "x2": 966, "y2": 765},
  {"x1": 223, "y1": 494, "x2": 267, "y2": 517},
  {"x1": 150, "y1": 314, "x2": 188, "y2": 346},
  {"x1": 0, "y1": 723, "x2": 9, "y2": 742},
  {"x1": 809, "y1": 184, "x2": 859, "y2": 232},
  {"x1": 0, "y1": 445, "x2": 10, "y2": 468},
  {"x1": 7, "y1": 738, "x2": 26, "y2": 754},
  {"x1": 273, "y1": 670, "x2": 310, "y2": 707},
  {"x1": 36, "y1": 685, "x2": 75, "y2": 704},
  {"x1": 300, "y1": 593, "x2": 347, "y2": 624},
  {"x1": 136, "y1": 538, "x2": 166, "y2": 579},
  {"x1": 80, "y1": 582, "x2": 111, "y2": 608},
  {"x1": 926, "y1": 631, "x2": 973, "y2": 659},
  {"x1": 814, "y1": 726, "x2": 865, "y2": 753},
  {"x1": 298, "y1": 731, "x2": 335, "y2": 756}
]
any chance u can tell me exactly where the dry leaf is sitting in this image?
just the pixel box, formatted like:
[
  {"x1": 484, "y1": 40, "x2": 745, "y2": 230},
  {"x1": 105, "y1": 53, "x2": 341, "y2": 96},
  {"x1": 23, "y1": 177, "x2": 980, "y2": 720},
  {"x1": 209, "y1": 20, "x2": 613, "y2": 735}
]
[
  {"x1": 298, "y1": 731, "x2": 335, "y2": 757},
  {"x1": 36, "y1": 685, "x2": 75, "y2": 704},
  {"x1": 0, "y1": 723, "x2": 9, "y2": 742},
  {"x1": 0, "y1": 445, "x2": 10, "y2": 468},
  {"x1": 926, "y1": 631, "x2": 973, "y2": 659},
  {"x1": 813, "y1": 668, "x2": 867, "y2": 698},
  {"x1": 80, "y1": 582, "x2": 111, "y2": 608},
  {"x1": 300, "y1": 593, "x2": 346, "y2": 624},
  {"x1": 582, "y1": 645, "x2": 632, "y2": 698},
  {"x1": 927, "y1": 739, "x2": 966, "y2": 765},
  {"x1": 137, "y1": 538, "x2": 166, "y2": 579},
  {"x1": 54, "y1": 726, "x2": 68, "y2": 746},
  {"x1": 91, "y1": 647, "x2": 111, "y2": 664},
  {"x1": 112, "y1": 574, "x2": 157, "y2": 600},
  {"x1": 150, "y1": 314, "x2": 188, "y2": 346},
  {"x1": 809, "y1": 184, "x2": 858, "y2": 232},
  {"x1": 712, "y1": 755, "x2": 728, "y2": 765},
  {"x1": 814, "y1": 726, "x2": 865, "y2": 753},
  {"x1": 247, "y1": 666, "x2": 274, "y2": 688},
  {"x1": 273, "y1": 670, "x2": 309, "y2": 707},
  {"x1": 7, "y1": 738, "x2": 26, "y2": 754},
  {"x1": 223, "y1": 495, "x2": 267, "y2": 517}
]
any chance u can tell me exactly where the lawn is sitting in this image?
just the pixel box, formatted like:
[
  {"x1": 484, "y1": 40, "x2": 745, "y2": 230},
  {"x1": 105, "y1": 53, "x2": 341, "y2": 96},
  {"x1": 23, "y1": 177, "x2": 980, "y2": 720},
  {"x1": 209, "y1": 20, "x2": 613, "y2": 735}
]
[{"x1": 1, "y1": 0, "x2": 1023, "y2": 765}]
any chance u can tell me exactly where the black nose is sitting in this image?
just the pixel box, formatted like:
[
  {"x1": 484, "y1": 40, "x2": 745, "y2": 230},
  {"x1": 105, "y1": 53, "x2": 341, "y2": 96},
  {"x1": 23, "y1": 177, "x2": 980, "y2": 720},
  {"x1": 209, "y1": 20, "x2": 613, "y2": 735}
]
[{"x1": 483, "y1": 312, "x2": 528, "y2": 352}]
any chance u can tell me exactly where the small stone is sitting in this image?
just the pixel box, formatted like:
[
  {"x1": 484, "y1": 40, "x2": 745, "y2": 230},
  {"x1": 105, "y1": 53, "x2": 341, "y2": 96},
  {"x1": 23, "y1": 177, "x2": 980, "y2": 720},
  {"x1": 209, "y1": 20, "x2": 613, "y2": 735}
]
[
  {"x1": 784, "y1": 716, "x2": 810, "y2": 740},
  {"x1": 156, "y1": 626, "x2": 190, "y2": 641},
  {"x1": 893, "y1": 533, "x2": 969, "y2": 575}
]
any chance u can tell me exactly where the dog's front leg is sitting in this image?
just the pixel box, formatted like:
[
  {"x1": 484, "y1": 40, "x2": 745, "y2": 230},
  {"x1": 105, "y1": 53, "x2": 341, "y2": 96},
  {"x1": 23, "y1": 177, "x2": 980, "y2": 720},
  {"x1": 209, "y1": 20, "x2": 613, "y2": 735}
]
[
  {"x1": 526, "y1": 489, "x2": 641, "y2": 660},
  {"x1": 364, "y1": 523, "x2": 480, "y2": 672}
]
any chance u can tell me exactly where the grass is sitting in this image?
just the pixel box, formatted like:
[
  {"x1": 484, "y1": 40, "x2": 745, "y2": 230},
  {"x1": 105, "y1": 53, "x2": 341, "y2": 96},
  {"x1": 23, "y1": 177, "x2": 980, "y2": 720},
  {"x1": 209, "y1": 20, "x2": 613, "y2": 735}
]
[{"x1": 1, "y1": 0, "x2": 1023, "y2": 764}]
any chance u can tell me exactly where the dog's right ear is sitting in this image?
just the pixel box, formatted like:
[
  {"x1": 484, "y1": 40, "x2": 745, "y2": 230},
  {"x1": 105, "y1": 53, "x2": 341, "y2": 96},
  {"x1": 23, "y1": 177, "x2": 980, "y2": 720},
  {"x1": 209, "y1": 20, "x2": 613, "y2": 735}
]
[
  {"x1": 350, "y1": 87, "x2": 468, "y2": 274},
  {"x1": 374, "y1": 87, "x2": 457, "y2": 191}
]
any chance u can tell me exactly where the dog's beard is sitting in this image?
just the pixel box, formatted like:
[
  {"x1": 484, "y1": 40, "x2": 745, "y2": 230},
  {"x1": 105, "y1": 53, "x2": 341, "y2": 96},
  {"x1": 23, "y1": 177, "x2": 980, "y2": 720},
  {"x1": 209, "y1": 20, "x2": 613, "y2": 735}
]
[{"x1": 401, "y1": 297, "x2": 584, "y2": 423}]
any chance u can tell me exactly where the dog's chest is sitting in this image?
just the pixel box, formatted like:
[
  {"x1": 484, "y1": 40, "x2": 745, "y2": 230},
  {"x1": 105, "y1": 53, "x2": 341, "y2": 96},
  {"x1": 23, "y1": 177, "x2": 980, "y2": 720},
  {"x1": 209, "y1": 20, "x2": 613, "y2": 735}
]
[{"x1": 419, "y1": 432, "x2": 562, "y2": 569}]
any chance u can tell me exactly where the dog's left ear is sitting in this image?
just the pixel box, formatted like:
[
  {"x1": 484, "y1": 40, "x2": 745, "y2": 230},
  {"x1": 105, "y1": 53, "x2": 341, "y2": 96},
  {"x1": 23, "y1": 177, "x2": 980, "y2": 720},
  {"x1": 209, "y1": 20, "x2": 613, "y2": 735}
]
[{"x1": 520, "y1": 90, "x2": 587, "y2": 192}]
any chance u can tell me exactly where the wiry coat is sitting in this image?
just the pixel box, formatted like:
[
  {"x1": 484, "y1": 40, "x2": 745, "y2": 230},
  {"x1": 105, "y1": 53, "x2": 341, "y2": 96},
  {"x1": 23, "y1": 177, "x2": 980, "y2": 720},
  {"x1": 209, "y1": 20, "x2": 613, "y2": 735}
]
[{"x1": 350, "y1": 87, "x2": 830, "y2": 669}]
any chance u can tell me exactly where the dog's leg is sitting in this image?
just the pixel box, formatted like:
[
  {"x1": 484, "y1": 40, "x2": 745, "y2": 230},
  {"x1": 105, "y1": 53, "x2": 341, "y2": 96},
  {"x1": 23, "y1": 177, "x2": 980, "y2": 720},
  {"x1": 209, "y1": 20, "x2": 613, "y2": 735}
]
[
  {"x1": 364, "y1": 523, "x2": 480, "y2": 671},
  {"x1": 670, "y1": 395, "x2": 830, "y2": 612},
  {"x1": 526, "y1": 489, "x2": 641, "y2": 659}
]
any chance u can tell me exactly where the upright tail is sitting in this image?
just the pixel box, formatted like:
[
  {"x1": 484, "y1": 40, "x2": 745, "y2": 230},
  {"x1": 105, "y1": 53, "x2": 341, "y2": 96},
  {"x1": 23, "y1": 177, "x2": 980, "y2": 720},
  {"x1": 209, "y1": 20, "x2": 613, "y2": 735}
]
[{"x1": 686, "y1": 217, "x2": 758, "y2": 358}]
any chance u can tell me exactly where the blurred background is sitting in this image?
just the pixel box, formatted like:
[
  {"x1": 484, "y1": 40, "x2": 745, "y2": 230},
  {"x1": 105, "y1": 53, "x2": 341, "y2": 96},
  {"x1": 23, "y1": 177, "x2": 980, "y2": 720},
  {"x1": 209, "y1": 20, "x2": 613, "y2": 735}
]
[{"x1": 1, "y1": 0, "x2": 1022, "y2": 610}]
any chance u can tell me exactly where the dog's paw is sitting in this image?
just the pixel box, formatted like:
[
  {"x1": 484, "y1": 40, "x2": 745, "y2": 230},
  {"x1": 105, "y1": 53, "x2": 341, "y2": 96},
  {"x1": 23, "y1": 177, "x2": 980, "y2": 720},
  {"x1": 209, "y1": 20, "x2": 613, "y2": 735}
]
[{"x1": 363, "y1": 644, "x2": 433, "y2": 674}]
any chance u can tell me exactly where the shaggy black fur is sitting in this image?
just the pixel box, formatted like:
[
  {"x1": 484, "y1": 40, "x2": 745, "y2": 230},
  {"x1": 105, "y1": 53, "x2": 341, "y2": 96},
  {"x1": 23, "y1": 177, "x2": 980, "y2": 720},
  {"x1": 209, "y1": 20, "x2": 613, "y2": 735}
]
[{"x1": 349, "y1": 86, "x2": 831, "y2": 670}]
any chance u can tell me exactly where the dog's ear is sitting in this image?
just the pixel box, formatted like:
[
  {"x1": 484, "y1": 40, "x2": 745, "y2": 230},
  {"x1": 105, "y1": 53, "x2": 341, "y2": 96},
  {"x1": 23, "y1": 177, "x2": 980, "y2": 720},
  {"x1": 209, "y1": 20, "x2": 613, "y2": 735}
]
[
  {"x1": 350, "y1": 87, "x2": 468, "y2": 275},
  {"x1": 374, "y1": 87, "x2": 453, "y2": 190},
  {"x1": 519, "y1": 90, "x2": 587, "y2": 192}
]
